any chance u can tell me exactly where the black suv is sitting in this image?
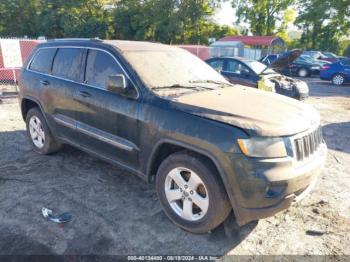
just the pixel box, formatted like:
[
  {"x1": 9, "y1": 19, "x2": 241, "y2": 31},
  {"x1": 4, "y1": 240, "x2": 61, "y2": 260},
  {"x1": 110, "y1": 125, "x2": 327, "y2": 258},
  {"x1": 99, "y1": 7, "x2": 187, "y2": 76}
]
[{"x1": 19, "y1": 39, "x2": 327, "y2": 233}]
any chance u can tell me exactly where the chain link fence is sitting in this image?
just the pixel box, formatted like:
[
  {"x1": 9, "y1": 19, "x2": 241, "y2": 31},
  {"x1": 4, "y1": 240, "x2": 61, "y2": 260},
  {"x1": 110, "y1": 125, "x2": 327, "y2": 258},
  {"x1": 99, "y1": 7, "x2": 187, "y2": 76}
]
[
  {"x1": 0, "y1": 68, "x2": 18, "y2": 98},
  {"x1": 0, "y1": 38, "x2": 43, "y2": 99}
]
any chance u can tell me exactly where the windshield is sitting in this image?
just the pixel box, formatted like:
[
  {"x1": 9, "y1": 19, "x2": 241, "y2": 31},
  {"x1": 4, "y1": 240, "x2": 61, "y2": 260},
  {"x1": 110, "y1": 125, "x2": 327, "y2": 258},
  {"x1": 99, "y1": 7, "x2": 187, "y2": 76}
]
[
  {"x1": 300, "y1": 55, "x2": 314, "y2": 63},
  {"x1": 245, "y1": 60, "x2": 275, "y2": 74},
  {"x1": 122, "y1": 49, "x2": 229, "y2": 89}
]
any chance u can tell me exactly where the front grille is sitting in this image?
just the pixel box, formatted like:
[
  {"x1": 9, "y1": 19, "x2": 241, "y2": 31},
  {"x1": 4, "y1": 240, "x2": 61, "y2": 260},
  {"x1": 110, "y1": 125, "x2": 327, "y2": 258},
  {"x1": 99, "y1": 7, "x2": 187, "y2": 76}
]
[{"x1": 294, "y1": 127, "x2": 323, "y2": 161}]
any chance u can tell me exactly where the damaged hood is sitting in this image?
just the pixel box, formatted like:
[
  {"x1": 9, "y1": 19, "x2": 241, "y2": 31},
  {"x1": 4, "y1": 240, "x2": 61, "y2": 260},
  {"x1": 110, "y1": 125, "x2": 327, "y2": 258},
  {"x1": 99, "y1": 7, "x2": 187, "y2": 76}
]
[
  {"x1": 265, "y1": 49, "x2": 302, "y2": 71},
  {"x1": 170, "y1": 86, "x2": 319, "y2": 137}
]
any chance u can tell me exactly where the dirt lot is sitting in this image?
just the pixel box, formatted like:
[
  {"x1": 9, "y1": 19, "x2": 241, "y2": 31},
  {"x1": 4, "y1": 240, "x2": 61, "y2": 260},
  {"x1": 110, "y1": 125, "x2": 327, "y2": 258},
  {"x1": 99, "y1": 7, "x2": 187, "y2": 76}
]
[{"x1": 0, "y1": 79, "x2": 349, "y2": 256}]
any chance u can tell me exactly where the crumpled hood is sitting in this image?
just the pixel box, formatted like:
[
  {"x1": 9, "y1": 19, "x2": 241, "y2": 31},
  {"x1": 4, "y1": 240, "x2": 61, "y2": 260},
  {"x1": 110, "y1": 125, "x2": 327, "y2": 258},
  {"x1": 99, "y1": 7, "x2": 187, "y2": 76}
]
[
  {"x1": 170, "y1": 86, "x2": 320, "y2": 137},
  {"x1": 266, "y1": 49, "x2": 302, "y2": 71}
]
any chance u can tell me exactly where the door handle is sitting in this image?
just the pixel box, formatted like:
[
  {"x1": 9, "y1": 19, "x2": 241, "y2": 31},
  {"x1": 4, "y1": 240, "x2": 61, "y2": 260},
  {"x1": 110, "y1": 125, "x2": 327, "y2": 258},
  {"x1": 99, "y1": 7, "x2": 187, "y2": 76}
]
[
  {"x1": 79, "y1": 91, "x2": 91, "y2": 98},
  {"x1": 40, "y1": 80, "x2": 50, "y2": 86}
]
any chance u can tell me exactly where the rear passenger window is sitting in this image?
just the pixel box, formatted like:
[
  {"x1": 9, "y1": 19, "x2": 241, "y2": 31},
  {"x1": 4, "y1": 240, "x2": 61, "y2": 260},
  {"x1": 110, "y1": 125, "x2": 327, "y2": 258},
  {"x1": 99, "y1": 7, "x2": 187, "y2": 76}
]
[
  {"x1": 85, "y1": 49, "x2": 124, "y2": 89},
  {"x1": 29, "y1": 48, "x2": 57, "y2": 74},
  {"x1": 52, "y1": 48, "x2": 83, "y2": 81}
]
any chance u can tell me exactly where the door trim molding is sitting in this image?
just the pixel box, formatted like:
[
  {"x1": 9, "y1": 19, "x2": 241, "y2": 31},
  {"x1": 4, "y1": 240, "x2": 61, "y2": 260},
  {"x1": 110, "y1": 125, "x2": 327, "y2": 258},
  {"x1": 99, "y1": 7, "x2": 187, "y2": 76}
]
[{"x1": 53, "y1": 114, "x2": 138, "y2": 152}]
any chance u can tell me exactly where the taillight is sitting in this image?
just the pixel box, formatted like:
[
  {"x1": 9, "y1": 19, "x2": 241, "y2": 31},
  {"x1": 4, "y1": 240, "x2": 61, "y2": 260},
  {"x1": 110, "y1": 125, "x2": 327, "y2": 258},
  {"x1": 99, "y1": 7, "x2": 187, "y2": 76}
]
[{"x1": 322, "y1": 65, "x2": 331, "y2": 70}]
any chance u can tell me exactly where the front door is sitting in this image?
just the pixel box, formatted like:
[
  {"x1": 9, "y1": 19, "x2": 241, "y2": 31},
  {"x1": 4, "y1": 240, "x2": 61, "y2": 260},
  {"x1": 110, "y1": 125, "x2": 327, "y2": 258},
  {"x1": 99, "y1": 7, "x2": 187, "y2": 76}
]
[{"x1": 74, "y1": 48, "x2": 141, "y2": 170}]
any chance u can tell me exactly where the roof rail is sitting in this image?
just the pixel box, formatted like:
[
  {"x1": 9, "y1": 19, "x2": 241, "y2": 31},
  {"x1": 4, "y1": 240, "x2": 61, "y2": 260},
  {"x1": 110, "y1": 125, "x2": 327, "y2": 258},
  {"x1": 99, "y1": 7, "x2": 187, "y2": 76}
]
[{"x1": 48, "y1": 38, "x2": 103, "y2": 42}]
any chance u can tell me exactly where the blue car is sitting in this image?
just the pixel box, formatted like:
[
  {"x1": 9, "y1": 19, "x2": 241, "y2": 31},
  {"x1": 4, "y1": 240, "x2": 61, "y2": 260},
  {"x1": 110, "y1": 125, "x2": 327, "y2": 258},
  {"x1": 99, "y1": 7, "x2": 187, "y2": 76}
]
[{"x1": 320, "y1": 59, "x2": 350, "y2": 85}]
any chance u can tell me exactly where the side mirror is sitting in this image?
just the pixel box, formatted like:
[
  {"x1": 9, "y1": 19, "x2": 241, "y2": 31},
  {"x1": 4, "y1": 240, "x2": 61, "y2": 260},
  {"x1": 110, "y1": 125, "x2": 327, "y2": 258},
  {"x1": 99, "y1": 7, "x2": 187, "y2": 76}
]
[{"x1": 107, "y1": 74, "x2": 126, "y2": 93}]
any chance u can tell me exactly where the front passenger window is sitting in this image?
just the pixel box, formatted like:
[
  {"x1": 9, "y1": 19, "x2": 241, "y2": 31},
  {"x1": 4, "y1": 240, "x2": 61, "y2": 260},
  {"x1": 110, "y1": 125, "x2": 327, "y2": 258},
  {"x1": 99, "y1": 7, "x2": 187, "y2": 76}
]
[
  {"x1": 226, "y1": 61, "x2": 250, "y2": 76},
  {"x1": 226, "y1": 60, "x2": 239, "y2": 73},
  {"x1": 85, "y1": 49, "x2": 125, "y2": 89},
  {"x1": 208, "y1": 60, "x2": 224, "y2": 72}
]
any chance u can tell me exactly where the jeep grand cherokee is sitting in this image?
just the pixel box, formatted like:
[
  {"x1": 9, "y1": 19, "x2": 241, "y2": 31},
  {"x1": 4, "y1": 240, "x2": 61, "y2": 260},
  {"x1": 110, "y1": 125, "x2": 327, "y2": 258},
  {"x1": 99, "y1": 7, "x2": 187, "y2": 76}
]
[{"x1": 19, "y1": 39, "x2": 327, "y2": 233}]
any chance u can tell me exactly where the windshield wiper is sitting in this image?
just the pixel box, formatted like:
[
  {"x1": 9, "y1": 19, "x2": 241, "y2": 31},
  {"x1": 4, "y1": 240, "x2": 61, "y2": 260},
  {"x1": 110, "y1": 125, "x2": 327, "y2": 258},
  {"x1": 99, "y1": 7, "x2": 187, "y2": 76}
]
[
  {"x1": 189, "y1": 80, "x2": 231, "y2": 86},
  {"x1": 152, "y1": 84, "x2": 212, "y2": 90}
]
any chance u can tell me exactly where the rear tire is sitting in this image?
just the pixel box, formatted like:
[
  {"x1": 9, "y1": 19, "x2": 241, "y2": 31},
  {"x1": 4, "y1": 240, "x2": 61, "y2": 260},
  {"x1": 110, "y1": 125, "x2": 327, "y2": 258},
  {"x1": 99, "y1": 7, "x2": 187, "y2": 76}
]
[
  {"x1": 156, "y1": 151, "x2": 231, "y2": 234},
  {"x1": 26, "y1": 107, "x2": 62, "y2": 155},
  {"x1": 331, "y1": 74, "x2": 345, "y2": 85}
]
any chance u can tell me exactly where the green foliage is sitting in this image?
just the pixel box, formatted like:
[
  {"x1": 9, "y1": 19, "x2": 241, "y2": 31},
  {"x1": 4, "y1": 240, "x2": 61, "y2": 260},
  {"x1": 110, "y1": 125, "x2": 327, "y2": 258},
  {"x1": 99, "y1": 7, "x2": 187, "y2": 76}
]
[
  {"x1": 0, "y1": 0, "x2": 113, "y2": 38},
  {"x1": 112, "y1": 0, "x2": 225, "y2": 44},
  {"x1": 0, "y1": 0, "x2": 348, "y2": 54},
  {"x1": 208, "y1": 24, "x2": 238, "y2": 41},
  {"x1": 61, "y1": 0, "x2": 113, "y2": 39},
  {"x1": 276, "y1": 8, "x2": 296, "y2": 44},
  {"x1": 0, "y1": 0, "x2": 229, "y2": 45},
  {"x1": 0, "y1": 0, "x2": 39, "y2": 37},
  {"x1": 339, "y1": 40, "x2": 350, "y2": 57},
  {"x1": 233, "y1": 0, "x2": 294, "y2": 35},
  {"x1": 294, "y1": 0, "x2": 350, "y2": 54},
  {"x1": 233, "y1": 0, "x2": 349, "y2": 55}
]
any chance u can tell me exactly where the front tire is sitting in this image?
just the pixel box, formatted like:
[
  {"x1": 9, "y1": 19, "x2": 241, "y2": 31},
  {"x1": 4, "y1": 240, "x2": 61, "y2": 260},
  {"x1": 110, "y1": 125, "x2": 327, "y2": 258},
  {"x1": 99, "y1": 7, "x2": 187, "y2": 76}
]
[
  {"x1": 297, "y1": 68, "x2": 309, "y2": 77},
  {"x1": 156, "y1": 151, "x2": 231, "y2": 234},
  {"x1": 332, "y1": 74, "x2": 345, "y2": 85},
  {"x1": 26, "y1": 107, "x2": 62, "y2": 154}
]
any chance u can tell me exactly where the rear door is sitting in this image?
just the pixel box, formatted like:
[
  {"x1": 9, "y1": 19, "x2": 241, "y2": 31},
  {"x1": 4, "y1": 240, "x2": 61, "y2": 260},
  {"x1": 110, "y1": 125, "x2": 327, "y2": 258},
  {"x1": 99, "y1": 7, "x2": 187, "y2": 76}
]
[
  {"x1": 222, "y1": 60, "x2": 257, "y2": 87},
  {"x1": 26, "y1": 47, "x2": 84, "y2": 142},
  {"x1": 47, "y1": 47, "x2": 85, "y2": 142},
  {"x1": 74, "y1": 48, "x2": 140, "y2": 169}
]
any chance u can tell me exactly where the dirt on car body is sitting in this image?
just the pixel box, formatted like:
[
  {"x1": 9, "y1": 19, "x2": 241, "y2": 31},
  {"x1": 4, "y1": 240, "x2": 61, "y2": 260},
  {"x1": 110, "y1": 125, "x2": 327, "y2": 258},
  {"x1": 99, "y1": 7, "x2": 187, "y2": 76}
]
[{"x1": 0, "y1": 79, "x2": 349, "y2": 255}]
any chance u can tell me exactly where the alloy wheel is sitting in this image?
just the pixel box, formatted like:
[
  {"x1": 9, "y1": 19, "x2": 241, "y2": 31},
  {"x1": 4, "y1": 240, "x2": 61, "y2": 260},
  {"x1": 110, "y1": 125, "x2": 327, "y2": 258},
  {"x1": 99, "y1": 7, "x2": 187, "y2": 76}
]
[
  {"x1": 164, "y1": 167, "x2": 209, "y2": 221},
  {"x1": 29, "y1": 116, "x2": 45, "y2": 149},
  {"x1": 332, "y1": 74, "x2": 344, "y2": 85}
]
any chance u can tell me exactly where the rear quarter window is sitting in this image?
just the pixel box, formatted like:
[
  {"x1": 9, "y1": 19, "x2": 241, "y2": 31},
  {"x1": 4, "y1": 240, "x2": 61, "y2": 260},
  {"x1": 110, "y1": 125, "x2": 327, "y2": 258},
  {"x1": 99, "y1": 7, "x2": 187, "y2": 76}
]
[
  {"x1": 52, "y1": 48, "x2": 84, "y2": 81},
  {"x1": 29, "y1": 48, "x2": 57, "y2": 74}
]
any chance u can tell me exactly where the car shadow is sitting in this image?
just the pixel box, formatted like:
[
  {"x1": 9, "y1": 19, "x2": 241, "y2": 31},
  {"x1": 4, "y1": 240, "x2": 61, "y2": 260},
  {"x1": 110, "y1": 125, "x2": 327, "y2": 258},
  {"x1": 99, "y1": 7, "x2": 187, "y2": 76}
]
[
  {"x1": 0, "y1": 130, "x2": 257, "y2": 256},
  {"x1": 322, "y1": 122, "x2": 350, "y2": 154}
]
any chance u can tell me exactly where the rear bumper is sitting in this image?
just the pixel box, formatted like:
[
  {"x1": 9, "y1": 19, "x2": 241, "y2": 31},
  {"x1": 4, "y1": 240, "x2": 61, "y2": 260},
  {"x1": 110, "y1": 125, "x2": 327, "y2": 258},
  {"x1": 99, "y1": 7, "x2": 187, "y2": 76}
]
[{"x1": 227, "y1": 143, "x2": 327, "y2": 226}]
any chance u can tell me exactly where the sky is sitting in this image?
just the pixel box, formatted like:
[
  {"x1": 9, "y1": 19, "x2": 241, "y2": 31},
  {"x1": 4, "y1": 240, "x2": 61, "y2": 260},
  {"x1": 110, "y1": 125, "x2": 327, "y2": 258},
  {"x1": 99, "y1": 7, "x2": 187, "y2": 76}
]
[
  {"x1": 214, "y1": 2, "x2": 236, "y2": 26},
  {"x1": 214, "y1": 2, "x2": 299, "y2": 34}
]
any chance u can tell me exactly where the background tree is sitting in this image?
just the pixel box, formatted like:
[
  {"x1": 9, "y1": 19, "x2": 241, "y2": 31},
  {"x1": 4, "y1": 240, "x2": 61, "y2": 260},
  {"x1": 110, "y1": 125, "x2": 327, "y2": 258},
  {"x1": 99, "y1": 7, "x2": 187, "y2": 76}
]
[
  {"x1": 295, "y1": 0, "x2": 350, "y2": 54},
  {"x1": 112, "y1": 0, "x2": 223, "y2": 44},
  {"x1": 206, "y1": 24, "x2": 238, "y2": 42},
  {"x1": 276, "y1": 8, "x2": 297, "y2": 44},
  {"x1": 232, "y1": 0, "x2": 294, "y2": 35},
  {"x1": 60, "y1": 0, "x2": 113, "y2": 39},
  {"x1": 0, "y1": 0, "x2": 349, "y2": 55},
  {"x1": 0, "y1": 0, "x2": 40, "y2": 37}
]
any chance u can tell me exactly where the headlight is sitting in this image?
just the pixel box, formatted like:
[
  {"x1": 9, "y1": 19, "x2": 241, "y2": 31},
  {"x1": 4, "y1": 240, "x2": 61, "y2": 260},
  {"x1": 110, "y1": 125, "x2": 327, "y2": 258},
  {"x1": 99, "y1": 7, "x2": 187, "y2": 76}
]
[
  {"x1": 237, "y1": 137, "x2": 287, "y2": 158},
  {"x1": 296, "y1": 81, "x2": 309, "y2": 93},
  {"x1": 311, "y1": 66, "x2": 320, "y2": 70}
]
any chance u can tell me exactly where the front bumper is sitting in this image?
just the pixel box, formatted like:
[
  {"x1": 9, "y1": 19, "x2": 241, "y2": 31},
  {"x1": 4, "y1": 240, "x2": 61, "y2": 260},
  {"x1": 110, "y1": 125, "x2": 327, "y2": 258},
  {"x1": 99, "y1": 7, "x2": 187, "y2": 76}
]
[{"x1": 225, "y1": 143, "x2": 327, "y2": 226}]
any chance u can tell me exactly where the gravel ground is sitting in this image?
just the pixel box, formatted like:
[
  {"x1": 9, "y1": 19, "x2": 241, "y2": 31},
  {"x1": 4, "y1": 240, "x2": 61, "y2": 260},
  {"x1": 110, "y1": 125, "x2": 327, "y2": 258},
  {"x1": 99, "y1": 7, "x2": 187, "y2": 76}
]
[{"x1": 0, "y1": 78, "x2": 349, "y2": 256}]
